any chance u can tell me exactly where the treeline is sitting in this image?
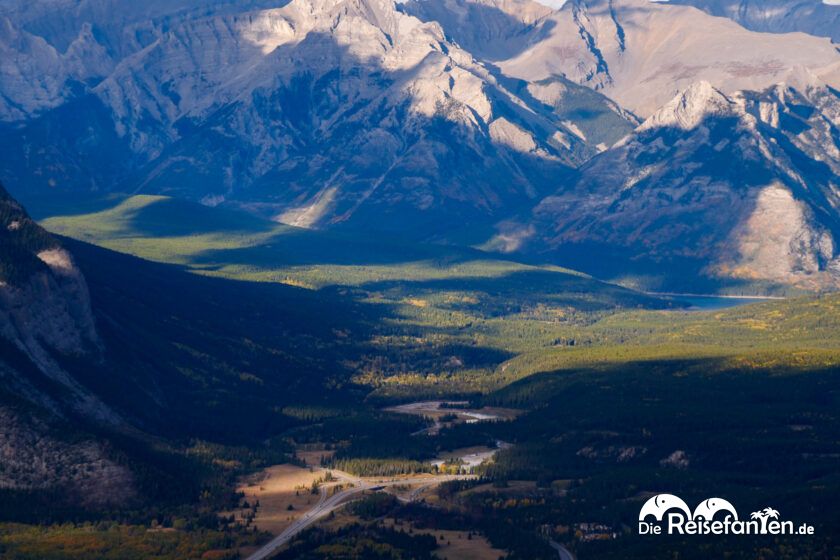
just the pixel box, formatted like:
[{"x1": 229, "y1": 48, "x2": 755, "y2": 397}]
[
  {"x1": 328, "y1": 458, "x2": 433, "y2": 477},
  {"x1": 397, "y1": 502, "x2": 557, "y2": 560},
  {"x1": 275, "y1": 523, "x2": 437, "y2": 560},
  {"x1": 0, "y1": 521, "x2": 265, "y2": 560},
  {"x1": 466, "y1": 355, "x2": 840, "y2": 560},
  {"x1": 281, "y1": 405, "x2": 345, "y2": 422},
  {"x1": 351, "y1": 494, "x2": 399, "y2": 519}
]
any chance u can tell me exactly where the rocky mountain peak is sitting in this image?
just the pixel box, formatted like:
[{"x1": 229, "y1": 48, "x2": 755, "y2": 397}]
[
  {"x1": 529, "y1": 78, "x2": 840, "y2": 291},
  {"x1": 4, "y1": 0, "x2": 630, "y2": 234},
  {"x1": 638, "y1": 81, "x2": 736, "y2": 132},
  {"x1": 2, "y1": 0, "x2": 840, "y2": 290}
]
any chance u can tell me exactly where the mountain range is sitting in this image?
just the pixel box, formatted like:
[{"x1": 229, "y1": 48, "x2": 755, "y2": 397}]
[
  {"x1": 527, "y1": 80, "x2": 840, "y2": 290},
  {"x1": 3, "y1": 2, "x2": 840, "y2": 555},
  {"x1": 671, "y1": 0, "x2": 840, "y2": 43},
  {"x1": 2, "y1": 0, "x2": 840, "y2": 289}
]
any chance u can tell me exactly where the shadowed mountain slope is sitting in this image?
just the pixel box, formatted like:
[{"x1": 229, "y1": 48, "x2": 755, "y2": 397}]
[
  {"x1": 525, "y1": 81, "x2": 840, "y2": 291},
  {"x1": 0, "y1": 0, "x2": 636, "y2": 240},
  {"x1": 671, "y1": 0, "x2": 840, "y2": 43},
  {"x1": 0, "y1": 184, "x2": 376, "y2": 514}
]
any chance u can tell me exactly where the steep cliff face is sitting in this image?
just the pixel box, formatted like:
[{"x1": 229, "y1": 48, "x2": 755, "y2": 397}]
[
  {"x1": 0, "y1": 184, "x2": 103, "y2": 407},
  {"x1": 0, "y1": 184, "x2": 134, "y2": 506},
  {"x1": 1, "y1": 247, "x2": 98, "y2": 368},
  {"x1": 528, "y1": 81, "x2": 840, "y2": 290}
]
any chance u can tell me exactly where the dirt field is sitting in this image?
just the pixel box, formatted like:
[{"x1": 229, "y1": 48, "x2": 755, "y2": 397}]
[
  {"x1": 236, "y1": 464, "x2": 325, "y2": 535},
  {"x1": 433, "y1": 530, "x2": 507, "y2": 560}
]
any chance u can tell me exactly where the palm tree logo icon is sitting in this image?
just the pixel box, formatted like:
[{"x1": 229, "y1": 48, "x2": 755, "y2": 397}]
[{"x1": 750, "y1": 507, "x2": 780, "y2": 533}]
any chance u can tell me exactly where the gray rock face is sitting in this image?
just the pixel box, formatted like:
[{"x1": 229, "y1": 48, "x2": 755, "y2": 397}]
[
  {"x1": 1, "y1": 187, "x2": 98, "y2": 354},
  {"x1": 407, "y1": 0, "x2": 840, "y2": 116},
  {"x1": 1, "y1": 248, "x2": 98, "y2": 360},
  {"x1": 0, "y1": 0, "x2": 283, "y2": 120},
  {"x1": 0, "y1": 249, "x2": 117, "y2": 420},
  {"x1": 0, "y1": 405, "x2": 135, "y2": 507},
  {"x1": 670, "y1": 0, "x2": 840, "y2": 44},
  {"x1": 529, "y1": 81, "x2": 840, "y2": 289},
  {"x1": 1, "y1": 0, "x2": 632, "y2": 236},
  {"x1": 0, "y1": 185, "x2": 131, "y2": 504},
  {"x1": 0, "y1": 184, "x2": 116, "y2": 420}
]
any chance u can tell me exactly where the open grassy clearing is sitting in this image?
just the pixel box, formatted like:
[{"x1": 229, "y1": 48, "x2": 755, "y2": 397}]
[
  {"x1": 39, "y1": 195, "x2": 590, "y2": 289},
  {"x1": 232, "y1": 464, "x2": 325, "y2": 536},
  {"x1": 38, "y1": 194, "x2": 840, "y2": 400},
  {"x1": 36, "y1": 194, "x2": 674, "y2": 395},
  {"x1": 383, "y1": 520, "x2": 506, "y2": 560}
]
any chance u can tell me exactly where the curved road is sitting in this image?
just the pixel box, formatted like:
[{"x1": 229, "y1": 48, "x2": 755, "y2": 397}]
[
  {"x1": 245, "y1": 472, "x2": 470, "y2": 560},
  {"x1": 549, "y1": 538, "x2": 576, "y2": 560}
]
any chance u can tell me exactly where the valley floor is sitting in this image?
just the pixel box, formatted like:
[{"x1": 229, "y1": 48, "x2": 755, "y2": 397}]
[{"x1": 1, "y1": 194, "x2": 836, "y2": 559}]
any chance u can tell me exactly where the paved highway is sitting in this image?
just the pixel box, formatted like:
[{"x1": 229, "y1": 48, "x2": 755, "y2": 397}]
[
  {"x1": 245, "y1": 472, "x2": 470, "y2": 560},
  {"x1": 549, "y1": 538, "x2": 576, "y2": 560}
]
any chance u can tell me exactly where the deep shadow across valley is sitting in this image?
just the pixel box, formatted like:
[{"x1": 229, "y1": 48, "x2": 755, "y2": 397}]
[{"x1": 471, "y1": 356, "x2": 840, "y2": 558}]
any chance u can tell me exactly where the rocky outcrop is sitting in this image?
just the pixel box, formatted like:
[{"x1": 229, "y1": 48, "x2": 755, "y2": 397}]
[
  {"x1": 671, "y1": 0, "x2": 840, "y2": 44},
  {"x1": 0, "y1": 405, "x2": 134, "y2": 507},
  {"x1": 1, "y1": 0, "x2": 626, "y2": 236},
  {"x1": 1, "y1": 247, "x2": 99, "y2": 364},
  {"x1": 408, "y1": 0, "x2": 840, "y2": 117},
  {"x1": 0, "y1": 184, "x2": 115, "y2": 420},
  {"x1": 637, "y1": 81, "x2": 735, "y2": 133},
  {"x1": 0, "y1": 185, "x2": 133, "y2": 507},
  {"x1": 719, "y1": 184, "x2": 836, "y2": 287},
  {"x1": 528, "y1": 81, "x2": 840, "y2": 290}
]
